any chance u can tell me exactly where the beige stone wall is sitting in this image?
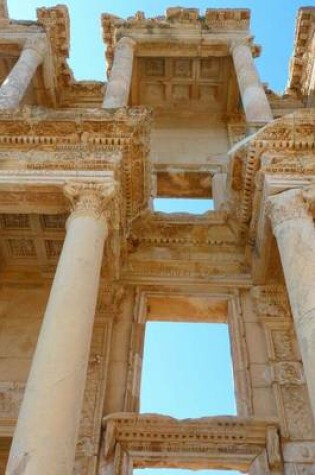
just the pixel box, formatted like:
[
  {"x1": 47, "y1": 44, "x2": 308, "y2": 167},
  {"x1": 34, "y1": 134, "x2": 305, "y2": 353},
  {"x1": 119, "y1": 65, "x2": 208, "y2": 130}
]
[{"x1": 151, "y1": 122, "x2": 229, "y2": 166}]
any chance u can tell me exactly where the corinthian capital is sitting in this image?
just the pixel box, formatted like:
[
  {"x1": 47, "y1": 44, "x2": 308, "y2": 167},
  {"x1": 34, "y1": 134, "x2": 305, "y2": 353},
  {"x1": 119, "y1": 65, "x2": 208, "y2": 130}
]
[
  {"x1": 302, "y1": 184, "x2": 315, "y2": 216},
  {"x1": 24, "y1": 34, "x2": 48, "y2": 59},
  {"x1": 229, "y1": 36, "x2": 252, "y2": 53},
  {"x1": 267, "y1": 189, "x2": 310, "y2": 230},
  {"x1": 64, "y1": 181, "x2": 116, "y2": 221}
]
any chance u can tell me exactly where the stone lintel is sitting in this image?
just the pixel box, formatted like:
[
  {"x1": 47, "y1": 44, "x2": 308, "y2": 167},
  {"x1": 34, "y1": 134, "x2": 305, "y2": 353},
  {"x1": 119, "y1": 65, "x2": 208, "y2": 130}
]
[{"x1": 102, "y1": 413, "x2": 280, "y2": 472}]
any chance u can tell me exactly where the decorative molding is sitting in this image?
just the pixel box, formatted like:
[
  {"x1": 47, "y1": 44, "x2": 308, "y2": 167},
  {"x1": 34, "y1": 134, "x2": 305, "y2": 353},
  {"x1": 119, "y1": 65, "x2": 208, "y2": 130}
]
[
  {"x1": 102, "y1": 413, "x2": 281, "y2": 473},
  {"x1": 287, "y1": 7, "x2": 315, "y2": 95},
  {"x1": 251, "y1": 285, "x2": 291, "y2": 319}
]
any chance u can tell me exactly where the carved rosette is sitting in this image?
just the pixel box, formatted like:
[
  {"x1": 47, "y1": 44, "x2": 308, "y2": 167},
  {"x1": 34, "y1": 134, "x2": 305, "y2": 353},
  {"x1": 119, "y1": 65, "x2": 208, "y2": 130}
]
[
  {"x1": 64, "y1": 182, "x2": 116, "y2": 222},
  {"x1": 267, "y1": 189, "x2": 311, "y2": 231}
]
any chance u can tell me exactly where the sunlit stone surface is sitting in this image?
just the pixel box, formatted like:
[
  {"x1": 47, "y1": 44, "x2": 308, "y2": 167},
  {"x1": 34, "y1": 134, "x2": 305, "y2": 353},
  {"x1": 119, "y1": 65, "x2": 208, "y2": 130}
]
[{"x1": 0, "y1": 1, "x2": 313, "y2": 474}]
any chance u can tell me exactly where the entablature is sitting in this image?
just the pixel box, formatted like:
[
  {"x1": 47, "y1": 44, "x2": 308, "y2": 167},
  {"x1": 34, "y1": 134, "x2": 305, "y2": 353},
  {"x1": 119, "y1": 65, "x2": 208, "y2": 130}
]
[
  {"x1": 0, "y1": 105, "x2": 151, "y2": 223},
  {"x1": 102, "y1": 7, "x2": 260, "y2": 118},
  {"x1": 102, "y1": 8, "x2": 252, "y2": 71},
  {"x1": 287, "y1": 7, "x2": 315, "y2": 102},
  {"x1": 120, "y1": 209, "x2": 248, "y2": 285},
  {"x1": 227, "y1": 109, "x2": 315, "y2": 283},
  {"x1": 36, "y1": 5, "x2": 105, "y2": 107},
  {"x1": 102, "y1": 413, "x2": 282, "y2": 474}
]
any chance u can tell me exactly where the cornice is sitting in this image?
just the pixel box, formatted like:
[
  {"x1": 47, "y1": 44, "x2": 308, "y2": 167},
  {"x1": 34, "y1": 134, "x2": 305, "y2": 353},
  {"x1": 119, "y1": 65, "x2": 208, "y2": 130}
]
[
  {"x1": 229, "y1": 110, "x2": 315, "y2": 229},
  {"x1": 37, "y1": 5, "x2": 106, "y2": 107},
  {"x1": 287, "y1": 7, "x2": 315, "y2": 95},
  {"x1": 102, "y1": 413, "x2": 281, "y2": 473},
  {"x1": 102, "y1": 8, "x2": 251, "y2": 72},
  {"x1": 227, "y1": 110, "x2": 315, "y2": 283},
  {"x1": 0, "y1": 106, "x2": 152, "y2": 223}
]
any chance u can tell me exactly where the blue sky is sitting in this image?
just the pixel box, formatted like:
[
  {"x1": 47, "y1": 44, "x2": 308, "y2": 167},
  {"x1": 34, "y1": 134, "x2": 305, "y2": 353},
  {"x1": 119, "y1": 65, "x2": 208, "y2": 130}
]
[
  {"x1": 6, "y1": 2, "x2": 309, "y2": 474},
  {"x1": 141, "y1": 323, "x2": 235, "y2": 418},
  {"x1": 138, "y1": 323, "x2": 237, "y2": 475}
]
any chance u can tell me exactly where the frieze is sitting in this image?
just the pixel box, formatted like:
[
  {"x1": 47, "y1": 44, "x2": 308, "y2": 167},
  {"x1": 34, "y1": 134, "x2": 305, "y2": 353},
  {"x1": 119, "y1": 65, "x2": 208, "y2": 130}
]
[
  {"x1": 124, "y1": 257, "x2": 247, "y2": 280},
  {"x1": 271, "y1": 362, "x2": 305, "y2": 386},
  {"x1": 229, "y1": 110, "x2": 315, "y2": 243},
  {"x1": 281, "y1": 385, "x2": 315, "y2": 440},
  {"x1": 271, "y1": 329, "x2": 298, "y2": 361},
  {"x1": 287, "y1": 7, "x2": 315, "y2": 94},
  {"x1": 251, "y1": 285, "x2": 291, "y2": 318},
  {"x1": 0, "y1": 106, "x2": 151, "y2": 223},
  {"x1": 102, "y1": 413, "x2": 281, "y2": 473}
]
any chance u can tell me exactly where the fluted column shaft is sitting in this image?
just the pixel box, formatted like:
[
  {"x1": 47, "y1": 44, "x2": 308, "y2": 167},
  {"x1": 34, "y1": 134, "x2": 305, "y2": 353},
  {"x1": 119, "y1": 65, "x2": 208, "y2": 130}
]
[
  {"x1": 0, "y1": 35, "x2": 47, "y2": 109},
  {"x1": 231, "y1": 42, "x2": 273, "y2": 124},
  {"x1": 103, "y1": 37, "x2": 135, "y2": 109},
  {"x1": 6, "y1": 182, "x2": 116, "y2": 475},
  {"x1": 268, "y1": 188, "x2": 315, "y2": 418}
]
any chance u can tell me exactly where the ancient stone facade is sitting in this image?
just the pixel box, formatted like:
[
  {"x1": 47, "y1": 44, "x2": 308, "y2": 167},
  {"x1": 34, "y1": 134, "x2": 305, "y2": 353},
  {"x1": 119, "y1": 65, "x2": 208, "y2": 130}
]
[{"x1": 0, "y1": 1, "x2": 313, "y2": 474}]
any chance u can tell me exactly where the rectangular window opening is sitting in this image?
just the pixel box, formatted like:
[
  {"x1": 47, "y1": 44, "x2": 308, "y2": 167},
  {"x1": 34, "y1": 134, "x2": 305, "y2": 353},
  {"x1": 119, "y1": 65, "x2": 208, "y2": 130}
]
[
  {"x1": 140, "y1": 322, "x2": 236, "y2": 418},
  {"x1": 134, "y1": 468, "x2": 243, "y2": 475},
  {"x1": 153, "y1": 198, "x2": 214, "y2": 214}
]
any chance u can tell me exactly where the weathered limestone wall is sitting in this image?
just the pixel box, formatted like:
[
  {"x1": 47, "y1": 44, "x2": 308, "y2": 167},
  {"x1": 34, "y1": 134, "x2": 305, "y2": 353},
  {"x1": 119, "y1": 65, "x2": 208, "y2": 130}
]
[
  {"x1": 240, "y1": 289, "x2": 277, "y2": 419},
  {"x1": 151, "y1": 122, "x2": 229, "y2": 165},
  {"x1": 247, "y1": 286, "x2": 315, "y2": 473},
  {"x1": 103, "y1": 287, "x2": 136, "y2": 415}
]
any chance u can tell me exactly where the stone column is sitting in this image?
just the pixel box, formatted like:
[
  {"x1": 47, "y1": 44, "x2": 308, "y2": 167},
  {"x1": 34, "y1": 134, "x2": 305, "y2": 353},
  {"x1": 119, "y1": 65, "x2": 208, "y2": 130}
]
[
  {"x1": 267, "y1": 187, "x2": 315, "y2": 419},
  {"x1": 103, "y1": 37, "x2": 136, "y2": 109},
  {"x1": 231, "y1": 41, "x2": 273, "y2": 124},
  {"x1": 6, "y1": 182, "x2": 116, "y2": 475},
  {"x1": 0, "y1": 35, "x2": 47, "y2": 109}
]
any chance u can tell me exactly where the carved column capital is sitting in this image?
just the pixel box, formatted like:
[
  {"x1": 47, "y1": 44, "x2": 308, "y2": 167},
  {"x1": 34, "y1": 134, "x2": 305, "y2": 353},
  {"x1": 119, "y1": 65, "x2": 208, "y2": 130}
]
[
  {"x1": 229, "y1": 37, "x2": 252, "y2": 54},
  {"x1": 64, "y1": 181, "x2": 116, "y2": 222},
  {"x1": 267, "y1": 189, "x2": 311, "y2": 231},
  {"x1": 24, "y1": 34, "x2": 48, "y2": 60},
  {"x1": 302, "y1": 184, "x2": 315, "y2": 216},
  {"x1": 116, "y1": 36, "x2": 136, "y2": 49}
]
